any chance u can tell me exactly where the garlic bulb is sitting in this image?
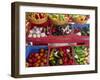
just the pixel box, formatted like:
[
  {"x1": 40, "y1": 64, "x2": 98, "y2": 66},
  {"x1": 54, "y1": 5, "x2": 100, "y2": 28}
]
[
  {"x1": 41, "y1": 33, "x2": 46, "y2": 37},
  {"x1": 76, "y1": 32, "x2": 81, "y2": 36},
  {"x1": 39, "y1": 27, "x2": 43, "y2": 31},
  {"x1": 32, "y1": 34, "x2": 37, "y2": 38},
  {"x1": 37, "y1": 34, "x2": 41, "y2": 38}
]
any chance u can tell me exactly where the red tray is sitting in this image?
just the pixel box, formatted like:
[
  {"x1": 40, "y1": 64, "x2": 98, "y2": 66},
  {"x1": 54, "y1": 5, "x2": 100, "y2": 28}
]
[{"x1": 26, "y1": 35, "x2": 89, "y2": 45}]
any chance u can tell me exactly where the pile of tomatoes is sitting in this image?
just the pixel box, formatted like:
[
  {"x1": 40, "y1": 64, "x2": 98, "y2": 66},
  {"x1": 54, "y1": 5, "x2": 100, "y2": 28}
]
[{"x1": 26, "y1": 48, "x2": 48, "y2": 67}]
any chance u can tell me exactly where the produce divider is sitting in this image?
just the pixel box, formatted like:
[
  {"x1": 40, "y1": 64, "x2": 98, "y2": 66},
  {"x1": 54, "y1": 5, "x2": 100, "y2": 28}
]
[{"x1": 26, "y1": 35, "x2": 89, "y2": 45}]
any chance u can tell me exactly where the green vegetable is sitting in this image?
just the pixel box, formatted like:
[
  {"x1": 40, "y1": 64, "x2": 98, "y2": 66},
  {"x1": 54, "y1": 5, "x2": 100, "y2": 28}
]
[{"x1": 74, "y1": 46, "x2": 89, "y2": 65}]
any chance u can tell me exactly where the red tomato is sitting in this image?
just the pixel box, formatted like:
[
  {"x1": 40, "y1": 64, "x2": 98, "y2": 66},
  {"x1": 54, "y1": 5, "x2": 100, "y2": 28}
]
[
  {"x1": 40, "y1": 52, "x2": 44, "y2": 57},
  {"x1": 40, "y1": 49, "x2": 45, "y2": 53},
  {"x1": 37, "y1": 56, "x2": 41, "y2": 60},
  {"x1": 35, "y1": 53, "x2": 39, "y2": 57},
  {"x1": 31, "y1": 53, "x2": 35, "y2": 57},
  {"x1": 28, "y1": 63, "x2": 33, "y2": 67},
  {"x1": 28, "y1": 59, "x2": 33, "y2": 63},
  {"x1": 32, "y1": 58, "x2": 37, "y2": 63}
]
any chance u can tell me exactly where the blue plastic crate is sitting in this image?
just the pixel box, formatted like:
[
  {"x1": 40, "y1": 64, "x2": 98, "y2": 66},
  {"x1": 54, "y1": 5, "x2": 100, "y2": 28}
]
[
  {"x1": 26, "y1": 45, "x2": 48, "y2": 59},
  {"x1": 71, "y1": 24, "x2": 89, "y2": 30}
]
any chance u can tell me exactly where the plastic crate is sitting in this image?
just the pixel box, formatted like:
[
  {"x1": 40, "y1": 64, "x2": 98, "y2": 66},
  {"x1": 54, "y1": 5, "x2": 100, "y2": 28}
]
[{"x1": 26, "y1": 45, "x2": 48, "y2": 59}]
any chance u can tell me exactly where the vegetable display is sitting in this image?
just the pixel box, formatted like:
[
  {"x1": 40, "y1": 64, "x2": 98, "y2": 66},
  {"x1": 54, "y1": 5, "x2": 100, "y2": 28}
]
[{"x1": 26, "y1": 12, "x2": 90, "y2": 67}]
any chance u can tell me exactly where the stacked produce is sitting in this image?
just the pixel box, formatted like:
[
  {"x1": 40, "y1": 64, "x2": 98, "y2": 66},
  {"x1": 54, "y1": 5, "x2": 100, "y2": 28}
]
[
  {"x1": 72, "y1": 24, "x2": 89, "y2": 36},
  {"x1": 51, "y1": 24, "x2": 73, "y2": 36},
  {"x1": 74, "y1": 46, "x2": 89, "y2": 65},
  {"x1": 49, "y1": 46, "x2": 75, "y2": 66},
  {"x1": 26, "y1": 12, "x2": 90, "y2": 67},
  {"x1": 48, "y1": 14, "x2": 69, "y2": 25},
  {"x1": 28, "y1": 26, "x2": 50, "y2": 38},
  {"x1": 26, "y1": 48, "x2": 48, "y2": 67},
  {"x1": 26, "y1": 13, "x2": 90, "y2": 38},
  {"x1": 73, "y1": 15, "x2": 89, "y2": 24},
  {"x1": 26, "y1": 13, "x2": 48, "y2": 24}
]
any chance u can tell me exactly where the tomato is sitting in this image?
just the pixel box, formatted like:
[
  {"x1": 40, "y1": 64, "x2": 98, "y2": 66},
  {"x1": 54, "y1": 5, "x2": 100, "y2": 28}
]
[
  {"x1": 40, "y1": 48, "x2": 45, "y2": 53},
  {"x1": 40, "y1": 52, "x2": 44, "y2": 57},
  {"x1": 35, "y1": 53, "x2": 39, "y2": 57}
]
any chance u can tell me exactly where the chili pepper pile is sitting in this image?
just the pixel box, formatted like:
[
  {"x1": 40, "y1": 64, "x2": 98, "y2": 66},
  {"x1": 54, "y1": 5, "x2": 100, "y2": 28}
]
[{"x1": 49, "y1": 46, "x2": 75, "y2": 66}]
